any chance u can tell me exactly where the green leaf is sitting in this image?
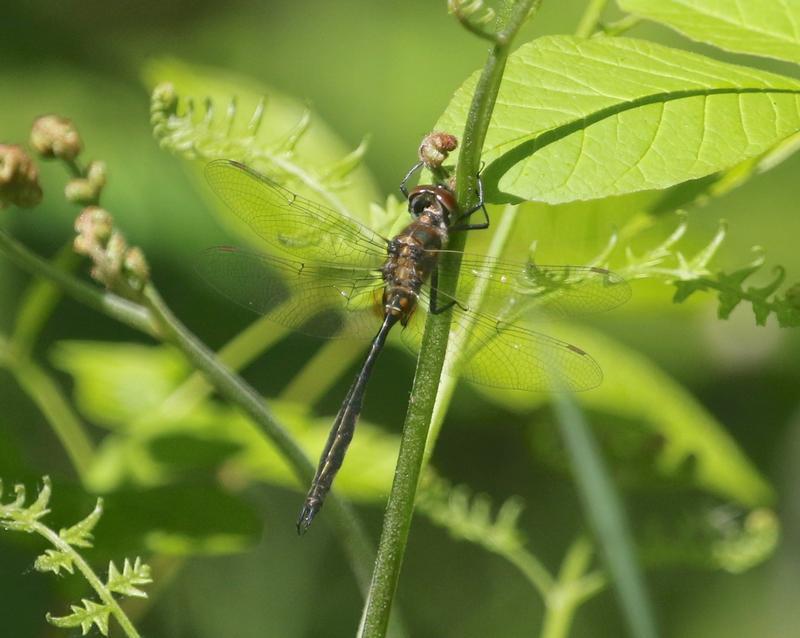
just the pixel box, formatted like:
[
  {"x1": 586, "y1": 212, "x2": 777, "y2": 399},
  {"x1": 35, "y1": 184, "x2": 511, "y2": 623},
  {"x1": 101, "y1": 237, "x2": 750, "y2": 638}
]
[
  {"x1": 618, "y1": 0, "x2": 800, "y2": 65},
  {"x1": 476, "y1": 324, "x2": 774, "y2": 507},
  {"x1": 50, "y1": 341, "x2": 189, "y2": 429},
  {"x1": 435, "y1": 35, "x2": 800, "y2": 204}
]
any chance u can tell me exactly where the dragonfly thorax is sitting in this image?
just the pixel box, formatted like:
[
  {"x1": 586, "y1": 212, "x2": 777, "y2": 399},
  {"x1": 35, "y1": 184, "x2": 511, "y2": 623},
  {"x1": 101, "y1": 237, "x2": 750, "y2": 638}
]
[
  {"x1": 382, "y1": 208, "x2": 449, "y2": 325},
  {"x1": 407, "y1": 184, "x2": 459, "y2": 227}
]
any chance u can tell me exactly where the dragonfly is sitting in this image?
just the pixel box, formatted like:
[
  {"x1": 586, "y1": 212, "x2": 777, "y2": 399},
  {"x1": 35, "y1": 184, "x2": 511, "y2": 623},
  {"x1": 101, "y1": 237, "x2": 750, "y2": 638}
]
[{"x1": 199, "y1": 159, "x2": 630, "y2": 534}]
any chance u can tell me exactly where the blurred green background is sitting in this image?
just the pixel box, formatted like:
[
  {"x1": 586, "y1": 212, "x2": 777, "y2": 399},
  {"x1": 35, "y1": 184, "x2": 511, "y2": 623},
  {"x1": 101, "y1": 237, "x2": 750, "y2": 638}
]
[{"x1": 1, "y1": 1, "x2": 799, "y2": 637}]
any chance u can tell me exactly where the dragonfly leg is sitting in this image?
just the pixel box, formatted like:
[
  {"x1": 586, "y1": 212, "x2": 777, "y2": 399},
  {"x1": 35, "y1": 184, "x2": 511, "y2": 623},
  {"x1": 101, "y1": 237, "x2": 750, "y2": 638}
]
[
  {"x1": 450, "y1": 174, "x2": 489, "y2": 232},
  {"x1": 428, "y1": 266, "x2": 467, "y2": 315},
  {"x1": 399, "y1": 160, "x2": 424, "y2": 198}
]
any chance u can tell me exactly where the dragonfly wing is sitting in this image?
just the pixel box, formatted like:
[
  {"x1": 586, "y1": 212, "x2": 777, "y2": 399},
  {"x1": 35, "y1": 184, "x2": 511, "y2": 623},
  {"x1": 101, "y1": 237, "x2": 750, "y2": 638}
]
[
  {"x1": 430, "y1": 252, "x2": 630, "y2": 322},
  {"x1": 401, "y1": 290, "x2": 603, "y2": 392},
  {"x1": 198, "y1": 246, "x2": 384, "y2": 339},
  {"x1": 206, "y1": 160, "x2": 388, "y2": 269}
]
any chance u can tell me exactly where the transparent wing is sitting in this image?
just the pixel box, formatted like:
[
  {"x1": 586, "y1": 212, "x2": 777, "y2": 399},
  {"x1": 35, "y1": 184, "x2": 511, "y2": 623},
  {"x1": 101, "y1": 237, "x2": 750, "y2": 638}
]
[
  {"x1": 399, "y1": 288, "x2": 604, "y2": 392},
  {"x1": 197, "y1": 246, "x2": 384, "y2": 339},
  {"x1": 206, "y1": 160, "x2": 388, "y2": 269},
  {"x1": 431, "y1": 252, "x2": 631, "y2": 322}
]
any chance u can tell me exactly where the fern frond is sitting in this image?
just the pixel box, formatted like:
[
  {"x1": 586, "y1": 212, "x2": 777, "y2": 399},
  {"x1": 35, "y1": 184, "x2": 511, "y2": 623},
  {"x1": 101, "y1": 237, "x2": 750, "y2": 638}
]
[
  {"x1": 448, "y1": 0, "x2": 497, "y2": 26},
  {"x1": 59, "y1": 497, "x2": 103, "y2": 548},
  {"x1": 47, "y1": 598, "x2": 111, "y2": 636},
  {"x1": 0, "y1": 476, "x2": 51, "y2": 531},
  {"x1": 1, "y1": 476, "x2": 150, "y2": 638},
  {"x1": 640, "y1": 505, "x2": 779, "y2": 574},
  {"x1": 673, "y1": 255, "x2": 800, "y2": 327},
  {"x1": 149, "y1": 82, "x2": 369, "y2": 218},
  {"x1": 416, "y1": 472, "x2": 525, "y2": 555},
  {"x1": 417, "y1": 473, "x2": 556, "y2": 595},
  {"x1": 35, "y1": 548, "x2": 75, "y2": 575},
  {"x1": 106, "y1": 557, "x2": 152, "y2": 598},
  {"x1": 618, "y1": 215, "x2": 800, "y2": 327}
]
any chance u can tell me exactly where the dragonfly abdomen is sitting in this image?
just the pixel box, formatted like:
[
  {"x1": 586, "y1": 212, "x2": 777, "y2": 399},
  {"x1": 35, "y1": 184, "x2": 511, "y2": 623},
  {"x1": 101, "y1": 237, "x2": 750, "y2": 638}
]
[{"x1": 297, "y1": 312, "x2": 399, "y2": 534}]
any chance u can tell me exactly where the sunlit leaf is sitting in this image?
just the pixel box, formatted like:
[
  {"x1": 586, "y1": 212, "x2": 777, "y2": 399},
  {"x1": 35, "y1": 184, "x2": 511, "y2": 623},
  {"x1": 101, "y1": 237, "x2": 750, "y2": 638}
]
[
  {"x1": 50, "y1": 341, "x2": 188, "y2": 430},
  {"x1": 436, "y1": 36, "x2": 800, "y2": 204},
  {"x1": 618, "y1": 0, "x2": 800, "y2": 65}
]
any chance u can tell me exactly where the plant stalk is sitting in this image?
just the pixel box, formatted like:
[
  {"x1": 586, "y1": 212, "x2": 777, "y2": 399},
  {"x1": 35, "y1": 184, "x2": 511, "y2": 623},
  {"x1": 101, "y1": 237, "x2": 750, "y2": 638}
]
[
  {"x1": 540, "y1": 536, "x2": 606, "y2": 638},
  {"x1": 575, "y1": 0, "x2": 610, "y2": 38},
  {"x1": 0, "y1": 231, "x2": 156, "y2": 335},
  {"x1": 358, "y1": 2, "x2": 539, "y2": 636},
  {"x1": 10, "y1": 244, "x2": 80, "y2": 357},
  {"x1": 154, "y1": 312, "x2": 289, "y2": 420},
  {"x1": 3, "y1": 347, "x2": 95, "y2": 481},
  {"x1": 553, "y1": 392, "x2": 658, "y2": 638}
]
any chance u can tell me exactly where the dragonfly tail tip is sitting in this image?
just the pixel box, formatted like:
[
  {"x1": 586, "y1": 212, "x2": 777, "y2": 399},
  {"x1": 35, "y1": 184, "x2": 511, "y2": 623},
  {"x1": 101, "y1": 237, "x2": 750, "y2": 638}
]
[{"x1": 296, "y1": 501, "x2": 320, "y2": 536}]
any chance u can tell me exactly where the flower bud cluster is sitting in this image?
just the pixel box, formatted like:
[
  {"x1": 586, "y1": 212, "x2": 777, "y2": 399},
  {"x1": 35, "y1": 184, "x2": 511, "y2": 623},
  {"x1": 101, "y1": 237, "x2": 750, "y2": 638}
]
[
  {"x1": 74, "y1": 207, "x2": 149, "y2": 293},
  {"x1": 30, "y1": 115, "x2": 82, "y2": 161},
  {"x1": 418, "y1": 131, "x2": 458, "y2": 170},
  {"x1": 65, "y1": 160, "x2": 107, "y2": 205},
  {"x1": 0, "y1": 144, "x2": 43, "y2": 208},
  {"x1": 150, "y1": 83, "x2": 180, "y2": 145}
]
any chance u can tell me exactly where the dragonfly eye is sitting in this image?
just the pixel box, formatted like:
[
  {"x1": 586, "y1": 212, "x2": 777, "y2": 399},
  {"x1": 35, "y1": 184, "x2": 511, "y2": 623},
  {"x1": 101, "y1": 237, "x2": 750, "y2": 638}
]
[{"x1": 409, "y1": 194, "x2": 430, "y2": 216}]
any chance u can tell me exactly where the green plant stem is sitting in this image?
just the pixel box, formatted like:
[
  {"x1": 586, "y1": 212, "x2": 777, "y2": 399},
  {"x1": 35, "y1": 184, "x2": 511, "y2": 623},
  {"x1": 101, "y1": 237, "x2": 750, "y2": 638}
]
[
  {"x1": 541, "y1": 537, "x2": 607, "y2": 638},
  {"x1": 424, "y1": 203, "x2": 518, "y2": 463},
  {"x1": 0, "y1": 232, "x2": 377, "y2": 596},
  {"x1": 0, "y1": 240, "x2": 95, "y2": 482},
  {"x1": 602, "y1": 14, "x2": 642, "y2": 36},
  {"x1": 553, "y1": 392, "x2": 658, "y2": 638},
  {"x1": 156, "y1": 313, "x2": 289, "y2": 420},
  {"x1": 449, "y1": 2, "x2": 500, "y2": 43},
  {"x1": 504, "y1": 546, "x2": 555, "y2": 598},
  {"x1": 0, "y1": 341, "x2": 94, "y2": 481},
  {"x1": 121, "y1": 554, "x2": 185, "y2": 625},
  {"x1": 358, "y1": 3, "x2": 538, "y2": 636},
  {"x1": 10, "y1": 244, "x2": 80, "y2": 357},
  {"x1": 140, "y1": 286, "x2": 376, "y2": 592},
  {"x1": 0, "y1": 230, "x2": 156, "y2": 336},
  {"x1": 575, "y1": 0, "x2": 609, "y2": 38},
  {"x1": 63, "y1": 157, "x2": 85, "y2": 179},
  {"x1": 33, "y1": 521, "x2": 141, "y2": 638},
  {"x1": 280, "y1": 337, "x2": 365, "y2": 405}
]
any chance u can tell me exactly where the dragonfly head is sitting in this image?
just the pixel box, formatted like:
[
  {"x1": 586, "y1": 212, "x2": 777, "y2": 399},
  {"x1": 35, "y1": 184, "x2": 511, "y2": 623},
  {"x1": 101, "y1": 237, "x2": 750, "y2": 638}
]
[{"x1": 407, "y1": 184, "x2": 459, "y2": 228}]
